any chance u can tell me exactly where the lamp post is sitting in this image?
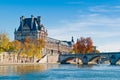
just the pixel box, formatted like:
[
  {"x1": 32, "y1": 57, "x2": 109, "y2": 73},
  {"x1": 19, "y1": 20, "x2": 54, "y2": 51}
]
[
  {"x1": 93, "y1": 46, "x2": 97, "y2": 53},
  {"x1": 58, "y1": 40, "x2": 60, "y2": 54}
]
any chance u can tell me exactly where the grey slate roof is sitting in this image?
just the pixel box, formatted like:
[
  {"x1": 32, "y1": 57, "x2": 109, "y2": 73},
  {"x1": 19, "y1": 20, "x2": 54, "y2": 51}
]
[{"x1": 17, "y1": 18, "x2": 41, "y2": 31}]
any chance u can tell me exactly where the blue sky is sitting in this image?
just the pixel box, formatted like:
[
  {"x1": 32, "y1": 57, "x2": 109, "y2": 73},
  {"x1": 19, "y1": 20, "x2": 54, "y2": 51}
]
[{"x1": 0, "y1": 0, "x2": 120, "y2": 52}]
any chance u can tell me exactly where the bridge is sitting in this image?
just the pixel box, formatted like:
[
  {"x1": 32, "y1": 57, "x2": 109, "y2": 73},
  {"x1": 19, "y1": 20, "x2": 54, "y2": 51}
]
[{"x1": 58, "y1": 52, "x2": 120, "y2": 65}]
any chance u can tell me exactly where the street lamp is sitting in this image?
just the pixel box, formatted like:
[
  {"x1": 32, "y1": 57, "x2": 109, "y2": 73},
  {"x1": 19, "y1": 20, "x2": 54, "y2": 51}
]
[
  {"x1": 58, "y1": 40, "x2": 60, "y2": 54},
  {"x1": 93, "y1": 46, "x2": 97, "y2": 53}
]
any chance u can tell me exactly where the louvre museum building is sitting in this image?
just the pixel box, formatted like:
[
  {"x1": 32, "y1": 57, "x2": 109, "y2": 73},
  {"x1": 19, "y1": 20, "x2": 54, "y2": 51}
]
[{"x1": 14, "y1": 15, "x2": 74, "y2": 55}]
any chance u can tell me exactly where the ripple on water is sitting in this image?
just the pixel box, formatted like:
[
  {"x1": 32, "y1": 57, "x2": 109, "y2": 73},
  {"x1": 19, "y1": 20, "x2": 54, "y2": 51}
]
[{"x1": 0, "y1": 64, "x2": 120, "y2": 80}]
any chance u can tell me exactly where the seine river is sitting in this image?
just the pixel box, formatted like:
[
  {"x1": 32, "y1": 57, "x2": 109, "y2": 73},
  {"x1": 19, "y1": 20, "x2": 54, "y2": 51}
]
[{"x1": 0, "y1": 64, "x2": 120, "y2": 80}]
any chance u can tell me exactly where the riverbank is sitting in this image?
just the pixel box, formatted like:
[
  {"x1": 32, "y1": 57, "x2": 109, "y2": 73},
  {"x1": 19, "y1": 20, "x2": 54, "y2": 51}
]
[
  {"x1": 0, "y1": 62, "x2": 60, "y2": 66},
  {"x1": 0, "y1": 52, "x2": 59, "y2": 64}
]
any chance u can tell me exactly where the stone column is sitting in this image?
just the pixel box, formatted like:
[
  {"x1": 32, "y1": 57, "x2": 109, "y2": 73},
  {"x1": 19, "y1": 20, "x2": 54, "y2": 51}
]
[
  {"x1": 82, "y1": 55, "x2": 88, "y2": 65},
  {"x1": 31, "y1": 15, "x2": 34, "y2": 29},
  {"x1": 110, "y1": 55, "x2": 117, "y2": 65}
]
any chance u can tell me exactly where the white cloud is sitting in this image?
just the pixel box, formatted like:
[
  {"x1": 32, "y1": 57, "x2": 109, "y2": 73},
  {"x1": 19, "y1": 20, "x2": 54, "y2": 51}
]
[
  {"x1": 48, "y1": 13, "x2": 120, "y2": 52},
  {"x1": 98, "y1": 43, "x2": 120, "y2": 52},
  {"x1": 89, "y1": 6, "x2": 120, "y2": 12},
  {"x1": 49, "y1": 15, "x2": 120, "y2": 38}
]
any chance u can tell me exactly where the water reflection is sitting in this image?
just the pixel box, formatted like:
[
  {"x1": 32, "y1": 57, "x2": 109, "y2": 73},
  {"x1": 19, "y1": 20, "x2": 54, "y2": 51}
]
[
  {"x1": 0, "y1": 64, "x2": 58, "y2": 76},
  {"x1": 76, "y1": 64, "x2": 95, "y2": 68},
  {"x1": 0, "y1": 64, "x2": 120, "y2": 80}
]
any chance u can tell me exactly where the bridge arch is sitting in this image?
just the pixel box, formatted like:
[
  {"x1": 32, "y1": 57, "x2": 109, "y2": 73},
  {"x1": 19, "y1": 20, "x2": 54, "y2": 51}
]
[
  {"x1": 60, "y1": 57, "x2": 82, "y2": 64},
  {"x1": 110, "y1": 55, "x2": 120, "y2": 65},
  {"x1": 88, "y1": 56, "x2": 101, "y2": 64},
  {"x1": 116, "y1": 57, "x2": 120, "y2": 64},
  {"x1": 109, "y1": 55, "x2": 118, "y2": 65},
  {"x1": 89, "y1": 56, "x2": 100, "y2": 61}
]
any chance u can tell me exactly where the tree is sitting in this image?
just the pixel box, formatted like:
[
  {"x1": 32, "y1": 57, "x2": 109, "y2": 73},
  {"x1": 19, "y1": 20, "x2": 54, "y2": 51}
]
[
  {"x1": 34, "y1": 39, "x2": 45, "y2": 59},
  {"x1": 0, "y1": 33, "x2": 45, "y2": 62},
  {"x1": 7, "y1": 42, "x2": 15, "y2": 52},
  {"x1": 18, "y1": 37, "x2": 45, "y2": 62},
  {"x1": 85, "y1": 37, "x2": 93, "y2": 53},
  {"x1": 73, "y1": 37, "x2": 99, "y2": 54},
  {"x1": 0, "y1": 33, "x2": 12, "y2": 52},
  {"x1": 12, "y1": 40, "x2": 21, "y2": 52}
]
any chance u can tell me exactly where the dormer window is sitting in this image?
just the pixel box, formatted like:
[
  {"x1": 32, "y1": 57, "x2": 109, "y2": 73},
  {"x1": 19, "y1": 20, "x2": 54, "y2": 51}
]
[{"x1": 41, "y1": 24, "x2": 45, "y2": 31}]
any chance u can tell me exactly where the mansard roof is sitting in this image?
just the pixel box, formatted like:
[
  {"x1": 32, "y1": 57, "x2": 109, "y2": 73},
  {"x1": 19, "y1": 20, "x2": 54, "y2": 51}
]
[
  {"x1": 47, "y1": 37, "x2": 73, "y2": 47},
  {"x1": 17, "y1": 16, "x2": 43, "y2": 31},
  {"x1": 62, "y1": 41, "x2": 72, "y2": 47}
]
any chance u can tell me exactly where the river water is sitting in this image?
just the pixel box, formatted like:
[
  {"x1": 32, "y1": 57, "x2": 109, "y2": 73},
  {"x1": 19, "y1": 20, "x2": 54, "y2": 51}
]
[{"x1": 0, "y1": 64, "x2": 120, "y2": 80}]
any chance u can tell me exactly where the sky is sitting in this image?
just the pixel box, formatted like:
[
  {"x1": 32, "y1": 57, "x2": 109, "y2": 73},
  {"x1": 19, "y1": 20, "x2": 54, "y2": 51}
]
[{"x1": 0, "y1": 0, "x2": 120, "y2": 52}]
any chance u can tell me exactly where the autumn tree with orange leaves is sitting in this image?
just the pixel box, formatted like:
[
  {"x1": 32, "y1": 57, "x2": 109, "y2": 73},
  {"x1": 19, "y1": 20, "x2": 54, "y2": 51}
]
[
  {"x1": 73, "y1": 37, "x2": 99, "y2": 54},
  {"x1": 20, "y1": 37, "x2": 45, "y2": 59}
]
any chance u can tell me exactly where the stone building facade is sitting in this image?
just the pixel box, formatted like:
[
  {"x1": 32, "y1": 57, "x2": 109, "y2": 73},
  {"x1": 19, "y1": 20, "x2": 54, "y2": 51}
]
[{"x1": 14, "y1": 15, "x2": 74, "y2": 55}]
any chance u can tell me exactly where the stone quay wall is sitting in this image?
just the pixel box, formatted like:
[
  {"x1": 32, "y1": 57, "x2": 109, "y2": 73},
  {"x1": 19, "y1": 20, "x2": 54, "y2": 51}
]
[{"x1": 0, "y1": 52, "x2": 59, "y2": 64}]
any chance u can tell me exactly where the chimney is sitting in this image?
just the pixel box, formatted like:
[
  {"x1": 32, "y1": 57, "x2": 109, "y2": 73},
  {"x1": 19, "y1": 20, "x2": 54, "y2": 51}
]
[
  {"x1": 71, "y1": 36, "x2": 74, "y2": 43},
  {"x1": 37, "y1": 16, "x2": 41, "y2": 25},
  {"x1": 31, "y1": 15, "x2": 34, "y2": 29},
  {"x1": 20, "y1": 16, "x2": 25, "y2": 30}
]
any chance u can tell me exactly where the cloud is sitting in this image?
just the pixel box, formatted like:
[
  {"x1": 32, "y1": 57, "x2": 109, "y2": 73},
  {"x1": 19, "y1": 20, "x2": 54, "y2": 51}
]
[
  {"x1": 90, "y1": 6, "x2": 109, "y2": 12},
  {"x1": 114, "y1": 6, "x2": 120, "y2": 9},
  {"x1": 89, "y1": 6, "x2": 120, "y2": 12},
  {"x1": 48, "y1": 13, "x2": 120, "y2": 52},
  {"x1": 49, "y1": 14, "x2": 120, "y2": 37},
  {"x1": 98, "y1": 43, "x2": 120, "y2": 52}
]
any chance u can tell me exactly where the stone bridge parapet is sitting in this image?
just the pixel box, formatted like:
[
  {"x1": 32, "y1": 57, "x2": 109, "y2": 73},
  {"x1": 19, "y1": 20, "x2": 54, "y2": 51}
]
[{"x1": 58, "y1": 52, "x2": 120, "y2": 65}]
